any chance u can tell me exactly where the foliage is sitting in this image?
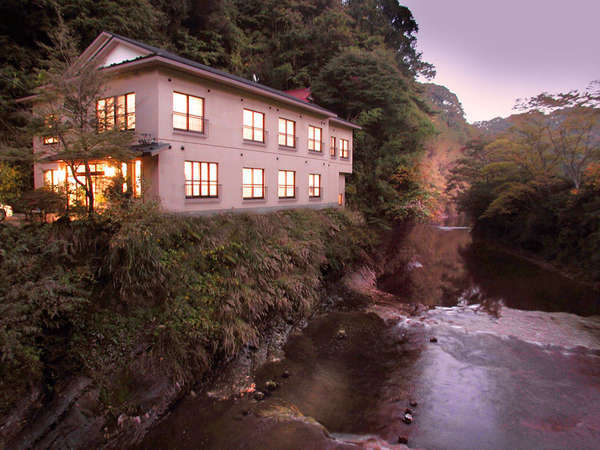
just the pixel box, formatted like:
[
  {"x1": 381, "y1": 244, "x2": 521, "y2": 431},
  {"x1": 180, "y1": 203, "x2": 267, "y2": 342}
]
[
  {"x1": 312, "y1": 48, "x2": 435, "y2": 221},
  {"x1": 0, "y1": 1, "x2": 438, "y2": 222},
  {"x1": 449, "y1": 85, "x2": 600, "y2": 279},
  {"x1": 17, "y1": 187, "x2": 67, "y2": 220},
  {"x1": 0, "y1": 161, "x2": 25, "y2": 205},
  {"x1": 0, "y1": 207, "x2": 375, "y2": 416}
]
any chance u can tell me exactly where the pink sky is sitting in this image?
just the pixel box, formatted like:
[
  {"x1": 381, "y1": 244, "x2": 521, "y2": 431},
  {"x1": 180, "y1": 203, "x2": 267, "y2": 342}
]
[{"x1": 402, "y1": 0, "x2": 600, "y2": 122}]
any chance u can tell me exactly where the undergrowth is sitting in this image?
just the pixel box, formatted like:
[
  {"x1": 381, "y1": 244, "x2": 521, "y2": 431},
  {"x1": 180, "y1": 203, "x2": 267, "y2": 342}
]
[{"x1": 0, "y1": 204, "x2": 375, "y2": 416}]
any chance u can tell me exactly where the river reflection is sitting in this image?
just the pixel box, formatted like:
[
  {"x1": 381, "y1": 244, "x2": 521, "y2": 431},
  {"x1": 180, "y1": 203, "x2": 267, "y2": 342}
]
[
  {"x1": 138, "y1": 224, "x2": 600, "y2": 450},
  {"x1": 377, "y1": 224, "x2": 599, "y2": 316}
]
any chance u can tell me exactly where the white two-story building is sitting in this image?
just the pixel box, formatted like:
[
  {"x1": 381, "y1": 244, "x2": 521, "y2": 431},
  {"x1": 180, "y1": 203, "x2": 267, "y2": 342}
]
[{"x1": 33, "y1": 32, "x2": 359, "y2": 214}]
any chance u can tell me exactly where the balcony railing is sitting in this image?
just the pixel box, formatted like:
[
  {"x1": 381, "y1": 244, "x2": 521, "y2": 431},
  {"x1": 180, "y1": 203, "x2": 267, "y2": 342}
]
[
  {"x1": 173, "y1": 113, "x2": 208, "y2": 135},
  {"x1": 308, "y1": 186, "x2": 323, "y2": 198},
  {"x1": 278, "y1": 133, "x2": 297, "y2": 149},
  {"x1": 242, "y1": 184, "x2": 267, "y2": 199},
  {"x1": 242, "y1": 126, "x2": 267, "y2": 144},
  {"x1": 278, "y1": 185, "x2": 296, "y2": 199},
  {"x1": 185, "y1": 181, "x2": 220, "y2": 198},
  {"x1": 308, "y1": 141, "x2": 324, "y2": 153}
]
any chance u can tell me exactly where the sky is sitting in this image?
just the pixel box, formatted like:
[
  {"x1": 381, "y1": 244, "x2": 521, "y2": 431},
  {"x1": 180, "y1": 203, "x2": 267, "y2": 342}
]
[{"x1": 401, "y1": 0, "x2": 600, "y2": 123}]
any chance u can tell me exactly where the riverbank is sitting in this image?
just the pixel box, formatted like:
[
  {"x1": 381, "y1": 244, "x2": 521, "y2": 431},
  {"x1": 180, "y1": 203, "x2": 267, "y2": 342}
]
[
  {"x1": 137, "y1": 223, "x2": 600, "y2": 450},
  {"x1": 0, "y1": 205, "x2": 377, "y2": 449}
]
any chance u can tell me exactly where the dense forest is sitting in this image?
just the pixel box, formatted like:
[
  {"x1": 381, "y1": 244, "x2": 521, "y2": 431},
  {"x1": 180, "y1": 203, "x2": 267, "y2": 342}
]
[
  {"x1": 0, "y1": 0, "x2": 442, "y2": 221},
  {"x1": 450, "y1": 87, "x2": 600, "y2": 280},
  {"x1": 0, "y1": 2, "x2": 447, "y2": 444}
]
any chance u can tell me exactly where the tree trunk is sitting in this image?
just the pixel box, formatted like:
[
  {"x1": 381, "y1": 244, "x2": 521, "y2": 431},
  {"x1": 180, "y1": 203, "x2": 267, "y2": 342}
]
[{"x1": 84, "y1": 161, "x2": 94, "y2": 215}]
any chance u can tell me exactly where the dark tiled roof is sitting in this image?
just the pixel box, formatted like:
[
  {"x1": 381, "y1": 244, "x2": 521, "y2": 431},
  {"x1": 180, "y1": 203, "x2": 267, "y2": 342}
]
[{"x1": 106, "y1": 33, "x2": 336, "y2": 117}]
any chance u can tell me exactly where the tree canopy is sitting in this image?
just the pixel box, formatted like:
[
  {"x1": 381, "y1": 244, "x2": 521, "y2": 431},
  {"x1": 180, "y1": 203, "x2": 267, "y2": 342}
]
[{"x1": 1, "y1": 0, "x2": 438, "y2": 221}]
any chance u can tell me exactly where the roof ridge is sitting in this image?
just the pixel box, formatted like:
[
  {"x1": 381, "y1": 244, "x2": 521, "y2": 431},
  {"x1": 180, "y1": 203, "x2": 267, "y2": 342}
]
[{"x1": 104, "y1": 32, "x2": 346, "y2": 119}]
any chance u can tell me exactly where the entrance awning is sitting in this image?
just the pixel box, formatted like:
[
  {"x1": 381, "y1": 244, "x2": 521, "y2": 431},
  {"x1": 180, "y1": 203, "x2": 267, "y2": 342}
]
[{"x1": 131, "y1": 141, "x2": 170, "y2": 156}]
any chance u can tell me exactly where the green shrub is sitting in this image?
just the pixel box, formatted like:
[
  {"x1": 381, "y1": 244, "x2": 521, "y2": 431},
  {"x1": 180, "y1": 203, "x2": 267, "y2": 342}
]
[{"x1": 0, "y1": 205, "x2": 376, "y2": 416}]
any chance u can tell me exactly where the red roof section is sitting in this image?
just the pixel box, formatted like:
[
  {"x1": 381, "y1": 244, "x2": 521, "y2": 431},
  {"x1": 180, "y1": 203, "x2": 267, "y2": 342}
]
[{"x1": 284, "y1": 88, "x2": 313, "y2": 103}]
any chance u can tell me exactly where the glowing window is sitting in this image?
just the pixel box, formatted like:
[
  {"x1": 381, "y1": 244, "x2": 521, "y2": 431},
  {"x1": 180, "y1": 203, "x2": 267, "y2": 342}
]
[
  {"x1": 173, "y1": 92, "x2": 204, "y2": 133},
  {"x1": 278, "y1": 118, "x2": 295, "y2": 147},
  {"x1": 308, "y1": 126, "x2": 322, "y2": 152},
  {"x1": 278, "y1": 170, "x2": 295, "y2": 198},
  {"x1": 242, "y1": 167, "x2": 264, "y2": 199},
  {"x1": 340, "y1": 138, "x2": 349, "y2": 159},
  {"x1": 243, "y1": 109, "x2": 265, "y2": 142},
  {"x1": 185, "y1": 161, "x2": 218, "y2": 198},
  {"x1": 309, "y1": 173, "x2": 321, "y2": 197}
]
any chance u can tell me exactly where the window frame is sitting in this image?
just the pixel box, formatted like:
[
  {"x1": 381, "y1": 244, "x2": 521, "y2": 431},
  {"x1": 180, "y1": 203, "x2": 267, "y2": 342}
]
[
  {"x1": 43, "y1": 169, "x2": 61, "y2": 189},
  {"x1": 308, "y1": 173, "x2": 321, "y2": 198},
  {"x1": 185, "y1": 161, "x2": 219, "y2": 198},
  {"x1": 173, "y1": 92, "x2": 205, "y2": 133},
  {"x1": 96, "y1": 92, "x2": 135, "y2": 132},
  {"x1": 330, "y1": 136, "x2": 336, "y2": 157},
  {"x1": 243, "y1": 109, "x2": 265, "y2": 143},
  {"x1": 278, "y1": 118, "x2": 296, "y2": 148},
  {"x1": 242, "y1": 167, "x2": 265, "y2": 199},
  {"x1": 308, "y1": 125, "x2": 322, "y2": 152},
  {"x1": 340, "y1": 138, "x2": 350, "y2": 159},
  {"x1": 278, "y1": 170, "x2": 296, "y2": 199},
  {"x1": 42, "y1": 115, "x2": 59, "y2": 145}
]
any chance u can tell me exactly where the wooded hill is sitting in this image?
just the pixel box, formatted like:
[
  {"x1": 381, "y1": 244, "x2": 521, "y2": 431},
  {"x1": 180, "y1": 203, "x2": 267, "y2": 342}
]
[{"x1": 0, "y1": 0, "x2": 447, "y2": 222}]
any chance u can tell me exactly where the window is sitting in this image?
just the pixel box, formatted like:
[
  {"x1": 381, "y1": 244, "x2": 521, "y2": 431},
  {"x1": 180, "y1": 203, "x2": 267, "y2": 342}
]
[
  {"x1": 309, "y1": 173, "x2": 321, "y2": 197},
  {"x1": 97, "y1": 93, "x2": 135, "y2": 132},
  {"x1": 185, "y1": 161, "x2": 218, "y2": 198},
  {"x1": 173, "y1": 92, "x2": 205, "y2": 133},
  {"x1": 330, "y1": 136, "x2": 336, "y2": 157},
  {"x1": 308, "y1": 126, "x2": 322, "y2": 152},
  {"x1": 43, "y1": 169, "x2": 63, "y2": 189},
  {"x1": 43, "y1": 115, "x2": 58, "y2": 145},
  {"x1": 278, "y1": 170, "x2": 295, "y2": 198},
  {"x1": 242, "y1": 168, "x2": 265, "y2": 199},
  {"x1": 243, "y1": 109, "x2": 265, "y2": 143},
  {"x1": 133, "y1": 160, "x2": 142, "y2": 198},
  {"x1": 340, "y1": 138, "x2": 349, "y2": 159},
  {"x1": 278, "y1": 118, "x2": 296, "y2": 147},
  {"x1": 338, "y1": 193, "x2": 343, "y2": 206}
]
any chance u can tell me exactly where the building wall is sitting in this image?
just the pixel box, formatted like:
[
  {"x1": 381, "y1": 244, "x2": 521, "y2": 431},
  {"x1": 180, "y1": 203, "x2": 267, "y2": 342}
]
[
  {"x1": 34, "y1": 65, "x2": 355, "y2": 214},
  {"x1": 152, "y1": 67, "x2": 353, "y2": 213}
]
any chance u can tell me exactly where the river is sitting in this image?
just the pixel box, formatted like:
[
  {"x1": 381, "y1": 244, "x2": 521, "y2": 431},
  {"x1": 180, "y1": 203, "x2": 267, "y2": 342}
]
[{"x1": 138, "y1": 224, "x2": 600, "y2": 449}]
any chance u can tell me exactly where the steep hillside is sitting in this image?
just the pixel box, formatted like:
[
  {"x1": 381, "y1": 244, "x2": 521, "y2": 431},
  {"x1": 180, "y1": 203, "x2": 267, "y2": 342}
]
[{"x1": 473, "y1": 116, "x2": 512, "y2": 136}]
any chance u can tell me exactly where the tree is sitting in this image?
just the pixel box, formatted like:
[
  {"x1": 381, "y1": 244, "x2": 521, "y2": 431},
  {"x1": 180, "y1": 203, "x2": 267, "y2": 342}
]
[
  {"x1": 1, "y1": 21, "x2": 137, "y2": 215},
  {"x1": 0, "y1": 161, "x2": 25, "y2": 205},
  {"x1": 514, "y1": 84, "x2": 600, "y2": 189},
  {"x1": 312, "y1": 48, "x2": 435, "y2": 220}
]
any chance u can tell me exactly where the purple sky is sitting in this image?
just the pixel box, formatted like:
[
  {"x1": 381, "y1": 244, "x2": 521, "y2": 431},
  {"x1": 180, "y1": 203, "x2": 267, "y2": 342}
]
[{"x1": 401, "y1": 0, "x2": 600, "y2": 123}]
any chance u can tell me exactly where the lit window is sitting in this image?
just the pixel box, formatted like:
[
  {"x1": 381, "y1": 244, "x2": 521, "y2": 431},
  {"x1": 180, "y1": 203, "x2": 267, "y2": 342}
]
[
  {"x1": 133, "y1": 160, "x2": 142, "y2": 198},
  {"x1": 43, "y1": 169, "x2": 64, "y2": 189},
  {"x1": 43, "y1": 115, "x2": 59, "y2": 145},
  {"x1": 278, "y1": 118, "x2": 295, "y2": 147},
  {"x1": 242, "y1": 167, "x2": 265, "y2": 199},
  {"x1": 340, "y1": 138, "x2": 349, "y2": 159},
  {"x1": 185, "y1": 161, "x2": 218, "y2": 198},
  {"x1": 330, "y1": 136, "x2": 336, "y2": 157},
  {"x1": 308, "y1": 126, "x2": 322, "y2": 152},
  {"x1": 173, "y1": 92, "x2": 205, "y2": 133},
  {"x1": 243, "y1": 109, "x2": 265, "y2": 143},
  {"x1": 278, "y1": 170, "x2": 295, "y2": 198},
  {"x1": 97, "y1": 93, "x2": 135, "y2": 132},
  {"x1": 309, "y1": 173, "x2": 321, "y2": 197},
  {"x1": 338, "y1": 193, "x2": 343, "y2": 205}
]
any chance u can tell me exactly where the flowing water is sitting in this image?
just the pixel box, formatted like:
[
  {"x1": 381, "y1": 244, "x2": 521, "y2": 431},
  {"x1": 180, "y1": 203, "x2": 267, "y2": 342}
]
[{"x1": 138, "y1": 224, "x2": 600, "y2": 449}]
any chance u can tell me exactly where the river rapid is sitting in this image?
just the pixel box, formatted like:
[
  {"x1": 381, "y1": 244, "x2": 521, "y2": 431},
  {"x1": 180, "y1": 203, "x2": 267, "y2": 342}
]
[{"x1": 138, "y1": 224, "x2": 600, "y2": 450}]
